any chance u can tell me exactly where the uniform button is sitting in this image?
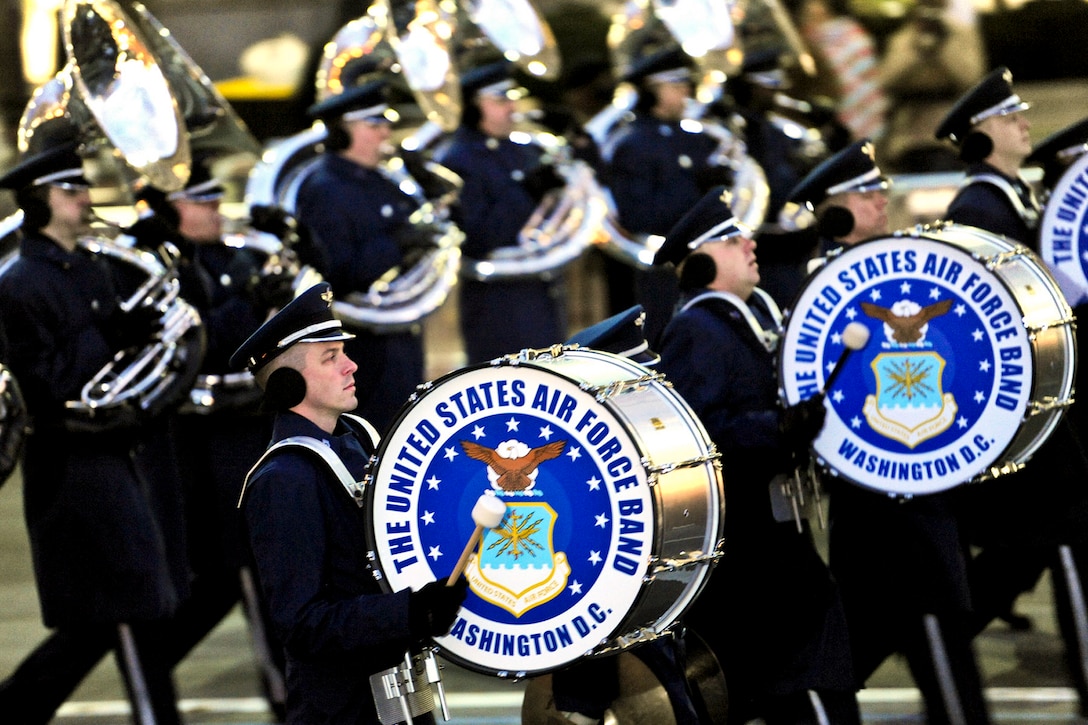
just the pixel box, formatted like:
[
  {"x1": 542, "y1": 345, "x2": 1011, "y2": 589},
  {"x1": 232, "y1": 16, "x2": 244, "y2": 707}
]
[
  {"x1": 381, "y1": 204, "x2": 393, "y2": 218},
  {"x1": 678, "y1": 155, "x2": 692, "y2": 169},
  {"x1": 91, "y1": 299, "x2": 100, "y2": 311},
  {"x1": 659, "y1": 125, "x2": 674, "y2": 136},
  {"x1": 511, "y1": 169, "x2": 525, "y2": 181},
  {"x1": 486, "y1": 138, "x2": 500, "y2": 150},
  {"x1": 220, "y1": 274, "x2": 233, "y2": 287}
]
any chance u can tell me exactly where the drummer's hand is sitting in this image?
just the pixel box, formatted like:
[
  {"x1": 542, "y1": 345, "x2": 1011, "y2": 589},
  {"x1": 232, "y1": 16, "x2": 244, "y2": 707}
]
[
  {"x1": 409, "y1": 578, "x2": 469, "y2": 638},
  {"x1": 778, "y1": 394, "x2": 827, "y2": 454}
]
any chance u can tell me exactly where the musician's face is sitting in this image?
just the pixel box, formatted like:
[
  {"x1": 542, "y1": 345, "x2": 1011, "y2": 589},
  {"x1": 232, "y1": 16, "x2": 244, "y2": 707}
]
[
  {"x1": 702, "y1": 234, "x2": 760, "y2": 299},
  {"x1": 46, "y1": 185, "x2": 93, "y2": 233},
  {"x1": 978, "y1": 111, "x2": 1032, "y2": 164},
  {"x1": 838, "y1": 189, "x2": 889, "y2": 244},
  {"x1": 477, "y1": 94, "x2": 516, "y2": 138},
  {"x1": 651, "y1": 80, "x2": 690, "y2": 121},
  {"x1": 174, "y1": 198, "x2": 223, "y2": 244},
  {"x1": 345, "y1": 118, "x2": 392, "y2": 168},
  {"x1": 295, "y1": 341, "x2": 358, "y2": 432}
]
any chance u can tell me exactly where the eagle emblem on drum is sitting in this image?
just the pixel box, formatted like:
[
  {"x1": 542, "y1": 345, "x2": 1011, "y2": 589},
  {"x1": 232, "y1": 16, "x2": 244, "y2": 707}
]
[
  {"x1": 861, "y1": 297, "x2": 958, "y2": 448},
  {"x1": 861, "y1": 299, "x2": 952, "y2": 345},
  {"x1": 461, "y1": 439, "x2": 567, "y2": 493}
]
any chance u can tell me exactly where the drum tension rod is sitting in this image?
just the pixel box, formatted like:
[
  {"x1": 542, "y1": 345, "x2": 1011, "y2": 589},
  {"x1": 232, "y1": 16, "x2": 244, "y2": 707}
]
[
  {"x1": 1027, "y1": 396, "x2": 1075, "y2": 415},
  {"x1": 646, "y1": 451, "x2": 721, "y2": 475}
]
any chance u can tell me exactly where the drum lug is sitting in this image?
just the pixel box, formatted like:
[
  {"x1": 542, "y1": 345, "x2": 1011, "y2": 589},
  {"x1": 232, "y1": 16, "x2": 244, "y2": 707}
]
[{"x1": 1027, "y1": 395, "x2": 1075, "y2": 416}]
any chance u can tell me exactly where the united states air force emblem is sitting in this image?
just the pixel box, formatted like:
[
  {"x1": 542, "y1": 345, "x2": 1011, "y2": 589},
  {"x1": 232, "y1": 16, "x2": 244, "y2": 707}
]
[
  {"x1": 779, "y1": 233, "x2": 1034, "y2": 496},
  {"x1": 365, "y1": 360, "x2": 659, "y2": 676}
]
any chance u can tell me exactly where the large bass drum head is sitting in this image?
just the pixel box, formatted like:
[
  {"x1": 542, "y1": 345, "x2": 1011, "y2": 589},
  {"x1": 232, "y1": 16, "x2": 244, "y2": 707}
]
[
  {"x1": 779, "y1": 226, "x2": 1074, "y2": 496},
  {"x1": 365, "y1": 347, "x2": 723, "y2": 678}
]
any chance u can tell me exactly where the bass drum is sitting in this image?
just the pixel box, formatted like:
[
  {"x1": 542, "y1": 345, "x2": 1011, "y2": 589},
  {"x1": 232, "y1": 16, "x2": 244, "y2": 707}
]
[
  {"x1": 364, "y1": 346, "x2": 724, "y2": 678},
  {"x1": 1038, "y1": 149, "x2": 1088, "y2": 306},
  {"x1": 779, "y1": 222, "x2": 1076, "y2": 497}
]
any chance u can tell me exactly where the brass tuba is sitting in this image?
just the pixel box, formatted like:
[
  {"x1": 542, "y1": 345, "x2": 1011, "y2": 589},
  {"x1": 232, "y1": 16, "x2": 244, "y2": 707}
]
[
  {"x1": 60, "y1": 0, "x2": 192, "y2": 192},
  {"x1": 457, "y1": 130, "x2": 610, "y2": 281},
  {"x1": 250, "y1": 0, "x2": 465, "y2": 333},
  {"x1": 450, "y1": 0, "x2": 610, "y2": 280},
  {"x1": 591, "y1": 0, "x2": 770, "y2": 269},
  {"x1": 455, "y1": 0, "x2": 562, "y2": 81},
  {"x1": 67, "y1": 230, "x2": 206, "y2": 429},
  {"x1": 2, "y1": 0, "x2": 207, "y2": 430}
]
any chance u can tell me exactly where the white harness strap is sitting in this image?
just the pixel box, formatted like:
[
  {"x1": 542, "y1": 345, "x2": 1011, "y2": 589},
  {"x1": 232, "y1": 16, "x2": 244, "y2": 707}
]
[
  {"x1": 680, "y1": 287, "x2": 783, "y2": 352},
  {"x1": 238, "y1": 414, "x2": 380, "y2": 509},
  {"x1": 961, "y1": 172, "x2": 1041, "y2": 229}
]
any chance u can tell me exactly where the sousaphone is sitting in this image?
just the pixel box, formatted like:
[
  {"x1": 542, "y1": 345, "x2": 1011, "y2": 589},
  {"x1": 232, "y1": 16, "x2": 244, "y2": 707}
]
[
  {"x1": 455, "y1": 0, "x2": 562, "y2": 81},
  {"x1": 592, "y1": 0, "x2": 770, "y2": 269},
  {"x1": 248, "y1": 0, "x2": 464, "y2": 332},
  {"x1": 3, "y1": 0, "x2": 206, "y2": 431},
  {"x1": 61, "y1": 0, "x2": 192, "y2": 192}
]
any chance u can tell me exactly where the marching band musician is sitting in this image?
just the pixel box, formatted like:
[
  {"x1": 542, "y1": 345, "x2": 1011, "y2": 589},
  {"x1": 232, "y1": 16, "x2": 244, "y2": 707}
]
[
  {"x1": 653, "y1": 186, "x2": 860, "y2": 724},
  {"x1": 541, "y1": 306, "x2": 710, "y2": 725},
  {"x1": 937, "y1": 72, "x2": 1088, "y2": 712},
  {"x1": 229, "y1": 282, "x2": 469, "y2": 724},
  {"x1": 0, "y1": 140, "x2": 185, "y2": 723},
  {"x1": 1025, "y1": 115, "x2": 1088, "y2": 713},
  {"x1": 726, "y1": 47, "x2": 824, "y2": 310},
  {"x1": 788, "y1": 140, "x2": 993, "y2": 724},
  {"x1": 602, "y1": 45, "x2": 731, "y2": 346},
  {"x1": 125, "y1": 152, "x2": 294, "y2": 717},
  {"x1": 434, "y1": 59, "x2": 568, "y2": 364},
  {"x1": 294, "y1": 78, "x2": 433, "y2": 432}
]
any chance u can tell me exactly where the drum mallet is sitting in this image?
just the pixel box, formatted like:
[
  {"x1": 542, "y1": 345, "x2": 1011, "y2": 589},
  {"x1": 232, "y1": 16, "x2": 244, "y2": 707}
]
[
  {"x1": 798, "y1": 321, "x2": 871, "y2": 531},
  {"x1": 822, "y1": 321, "x2": 871, "y2": 393},
  {"x1": 447, "y1": 492, "x2": 507, "y2": 586}
]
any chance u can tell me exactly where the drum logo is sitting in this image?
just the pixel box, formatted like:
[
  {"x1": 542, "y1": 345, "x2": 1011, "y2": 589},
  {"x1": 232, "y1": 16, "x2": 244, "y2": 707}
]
[
  {"x1": 462, "y1": 439, "x2": 572, "y2": 616},
  {"x1": 780, "y1": 238, "x2": 1033, "y2": 495},
  {"x1": 369, "y1": 365, "x2": 657, "y2": 675},
  {"x1": 859, "y1": 299, "x2": 958, "y2": 447},
  {"x1": 1039, "y1": 151, "x2": 1088, "y2": 305}
]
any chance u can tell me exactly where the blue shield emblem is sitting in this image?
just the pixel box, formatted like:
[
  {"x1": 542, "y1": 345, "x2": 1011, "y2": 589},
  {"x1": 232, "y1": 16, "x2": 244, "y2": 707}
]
[
  {"x1": 468, "y1": 501, "x2": 570, "y2": 617},
  {"x1": 864, "y1": 350, "x2": 957, "y2": 448}
]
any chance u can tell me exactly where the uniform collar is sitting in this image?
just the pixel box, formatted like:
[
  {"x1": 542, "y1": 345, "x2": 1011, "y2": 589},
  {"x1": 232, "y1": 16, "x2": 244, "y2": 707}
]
[
  {"x1": 19, "y1": 229, "x2": 81, "y2": 263},
  {"x1": 272, "y1": 410, "x2": 359, "y2": 447}
]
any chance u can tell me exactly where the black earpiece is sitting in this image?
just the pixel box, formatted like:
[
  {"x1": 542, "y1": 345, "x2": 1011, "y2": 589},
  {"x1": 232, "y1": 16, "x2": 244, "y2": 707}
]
[
  {"x1": 959, "y1": 131, "x2": 994, "y2": 163},
  {"x1": 261, "y1": 367, "x2": 307, "y2": 413},
  {"x1": 679, "y1": 252, "x2": 718, "y2": 290},
  {"x1": 817, "y1": 205, "x2": 855, "y2": 240}
]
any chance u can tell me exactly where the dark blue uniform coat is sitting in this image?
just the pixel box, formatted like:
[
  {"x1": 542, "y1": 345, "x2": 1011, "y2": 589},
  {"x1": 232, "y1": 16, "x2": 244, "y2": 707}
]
[
  {"x1": 944, "y1": 161, "x2": 1037, "y2": 243},
  {"x1": 242, "y1": 411, "x2": 417, "y2": 724},
  {"x1": 437, "y1": 127, "x2": 564, "y2": 363},
  {"x1": 656, "y1": 290, "x2": 855, "y2": 722},
  {"x1": 944, "y1": 160, "x2": 1088, "y2": 633},
  {"x1": 606, "y1": 116, "x2": 720, "y2": 345},
  {"x1": 0, "y1": 231, "x2": 182, "y2": 626},
  {"x1": 296, "y1": 154, "x2": 425, "y2": 431}
]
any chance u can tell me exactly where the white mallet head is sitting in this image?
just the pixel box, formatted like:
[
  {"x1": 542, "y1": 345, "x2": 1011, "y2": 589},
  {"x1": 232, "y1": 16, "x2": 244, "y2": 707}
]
[
  {"x1": 842, "y1": 322, "x2": 871, "y2": 351},
  {"x1": 472, "y1": 492, "x2": 507, "y2": 529}
]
